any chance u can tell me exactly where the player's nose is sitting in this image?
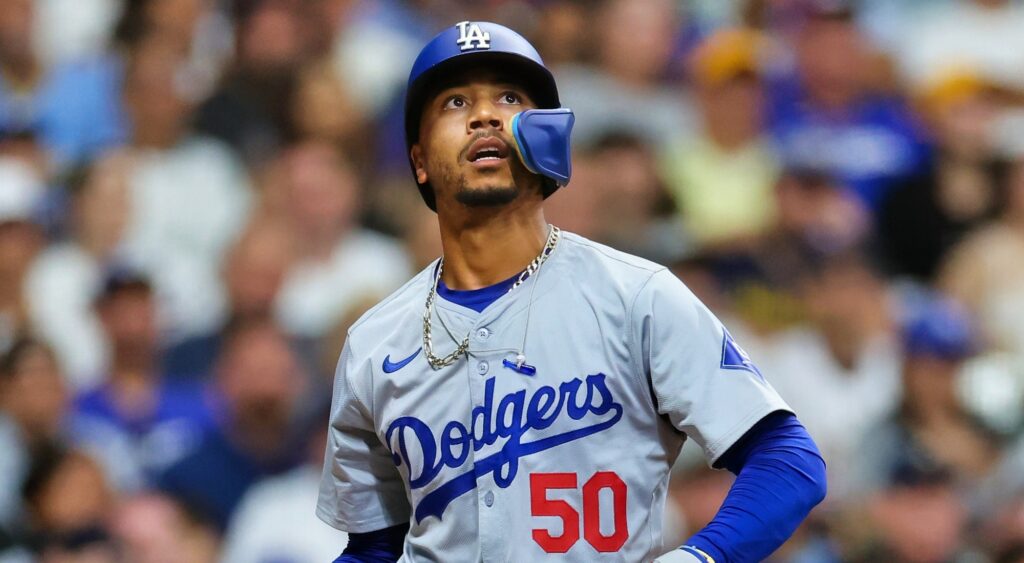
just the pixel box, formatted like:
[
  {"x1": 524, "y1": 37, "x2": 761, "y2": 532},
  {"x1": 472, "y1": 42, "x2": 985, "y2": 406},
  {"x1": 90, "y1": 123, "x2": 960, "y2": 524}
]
[{"x1": 467, "y1": 100, "x2": 503, "y2": 133}]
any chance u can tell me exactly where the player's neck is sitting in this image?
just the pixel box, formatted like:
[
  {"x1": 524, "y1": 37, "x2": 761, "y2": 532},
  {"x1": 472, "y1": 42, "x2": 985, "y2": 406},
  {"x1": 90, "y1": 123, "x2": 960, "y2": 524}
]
[{"x1": 437, "y1": 207, "x2": 549, "y2": 291}]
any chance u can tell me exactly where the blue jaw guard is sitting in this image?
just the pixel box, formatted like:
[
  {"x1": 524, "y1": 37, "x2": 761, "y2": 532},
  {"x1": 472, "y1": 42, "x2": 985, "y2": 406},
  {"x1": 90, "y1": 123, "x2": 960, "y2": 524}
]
[{"x1": 511, "y1": 109, "x2": 575, "y2": 187}]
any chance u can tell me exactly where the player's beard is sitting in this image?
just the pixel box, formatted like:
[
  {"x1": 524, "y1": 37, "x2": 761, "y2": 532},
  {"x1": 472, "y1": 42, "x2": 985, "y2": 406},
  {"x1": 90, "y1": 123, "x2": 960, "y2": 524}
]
[
  {"x1": 443, "y1": 167, "x2": 519, "y2": 207},
  {"x1": 455, "y1": 180, "x2": 519, "y2": 206}
]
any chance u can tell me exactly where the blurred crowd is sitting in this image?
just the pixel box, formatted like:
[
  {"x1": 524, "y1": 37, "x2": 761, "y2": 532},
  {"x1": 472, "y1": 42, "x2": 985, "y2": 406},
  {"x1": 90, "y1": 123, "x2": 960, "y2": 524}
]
[{"x1": 1, "y1": 0, "x2": 1024, "y2": 561}]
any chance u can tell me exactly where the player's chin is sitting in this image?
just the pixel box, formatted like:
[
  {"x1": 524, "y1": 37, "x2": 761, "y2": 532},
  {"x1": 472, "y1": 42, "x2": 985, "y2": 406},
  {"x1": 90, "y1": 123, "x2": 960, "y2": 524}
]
[{"x1": 454, "y1": 182, "x2": 519, "y2": 207}]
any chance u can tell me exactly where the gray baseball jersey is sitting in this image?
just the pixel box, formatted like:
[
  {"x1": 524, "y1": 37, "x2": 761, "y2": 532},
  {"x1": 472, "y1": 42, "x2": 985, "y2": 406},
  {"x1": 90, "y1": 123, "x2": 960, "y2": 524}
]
[{"x1": 317, "y1": 231, "x2": 790, "y2": 562}]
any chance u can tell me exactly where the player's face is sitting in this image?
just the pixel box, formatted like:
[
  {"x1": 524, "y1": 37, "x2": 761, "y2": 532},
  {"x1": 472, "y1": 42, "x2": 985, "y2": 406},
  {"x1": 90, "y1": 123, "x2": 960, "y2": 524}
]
[{"x1": 412, "y1": 75, "x2": 539, "y2": 208}]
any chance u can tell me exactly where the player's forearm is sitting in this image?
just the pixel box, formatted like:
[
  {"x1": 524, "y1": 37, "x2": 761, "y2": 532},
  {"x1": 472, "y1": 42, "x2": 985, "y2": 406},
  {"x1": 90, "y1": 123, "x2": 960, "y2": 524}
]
[
  {"x1": 664, "y1": 412, "x2": 827, "y2": 563},
  {"x1": 687, "y1": 446, "x2": 826, "y2": 561},
  {"x1": 333, "y1": 523, "x2": 409, "y2": 563}
]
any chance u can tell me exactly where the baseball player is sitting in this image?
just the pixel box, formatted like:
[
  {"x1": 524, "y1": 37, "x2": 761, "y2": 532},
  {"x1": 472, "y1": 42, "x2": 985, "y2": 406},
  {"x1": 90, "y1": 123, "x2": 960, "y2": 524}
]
[{"x1": 318, "y1": 21, "x2": 826, "y2": 563}]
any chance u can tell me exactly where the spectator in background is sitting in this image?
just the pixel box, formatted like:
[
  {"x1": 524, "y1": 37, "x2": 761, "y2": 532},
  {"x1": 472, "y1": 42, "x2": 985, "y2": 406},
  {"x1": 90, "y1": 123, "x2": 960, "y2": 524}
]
[
  {"x1": 940, "y1": 155, "x2": 1024, "y2": 357},
  {"x1": 158, "y1": 314, "x2": 305, "y2": 530},
  {"x1": 119, "y1": 31, "x2": 252, "y2": 342},
  {"x1": 110, "y1": 493, "x2": 219, "y2": 563},
  {"x1": 328, "y1": 0, "x2": 434, "y2": 176},
  {"x1": 581, "y1": 133, "x2": 683, "y2": 262},
  {"x1": 163, "y1": 219, "x2": 295, "y2": 380},
  {"x1": 32, "y1": 0, "x2": 121, "y2": 66},
  {"x1": 289, "y1": 59, "x2": 370, "y2": 168},
  {"x1": 220, "y1": 219, "x2": 294, "y2": 322},
  {"x1": 720, "y1": 167, "x2": 870, "y2": 333},
  {"x1": 0, "y1": 162, "x2": 47, "y2": 352},
  {"x1": 661, "y1": 28, "x2": 780, "y2": 250},
  {"x1": 768, "y1": 2, "x2": 931, "y2": 210},
  {"x1": 847, "y1": 295, "x2": 992, "y2": 559},
  {"x1": 330, "y1": 0, "x2": 429, "y2": 120},
  {"x1": 0, "y1": 339, "x2": 66, "y2": 530},
  {"x1": 755, "y1": 252, "x2": 901, "y2": 501},
  {"x1": 399, "y1": 203, "x2": 444, "y2": 272},
  {"x1": 878, "y1": 70, "x2": 1006, "y2": 281},
  {"x1": 976, "y1": 481, "x2": 1024, "y2": 562},
  {"x1": 17, "y1": 445, "x2": 119, "y2": 563},
  {"x1": 74, "y1": 274, "x2": 211, "y2": 480},
  {"x1": 854, "y1": 293, "x2": 998, "y2": 491},
  {"x1": 220, "y1": 408, "x2": 348, "y2": 563},
  {"x1": 769, "y1": 168, "x2": 872, "y2": 258},
  {"x1": 897, "y1": 0, "x2": 1024, "y2": 91},
  {"x1": 0, "y1": 0, "x2": 125, "y2": 172},
  {"x1": 0, "y1": 339, "x2": 140, "y2": 531},
  {"x1": 667, "y1": 463, "x2": 733, "y2": 552},
  {"x1": 853, "y1": 0, "x2": 953, "y2": 52},
  {"x1": 26, "y1": 151, "x2": 135, "y2": 390},
  {"x1": 196, "y1": 0, "x2": 310, "y2": 166},
  {"x1": 0, "y1": 131, "x2": 49, "y2": 195},
  {"x1": 557, "y1": 0, "x2": 696, "y2": 146},
  {"x1": 856, "y1": 465, "x2": 970, "y2": 563},
  {"x1": 112, "y1": 0, "x2": 234, "y2": 103},
  {"x1": 0, "y1": 0, "x2": 124, "y2": 174},
  {"x1": 268, "y1": 141, "x2": 410, "y2": 338},
  {"x1": 541, "y1": 150, "x2": 603, "y2": 244},
  {"x1": 530, "y1": 0, "x2": 588, "y2": 68}
]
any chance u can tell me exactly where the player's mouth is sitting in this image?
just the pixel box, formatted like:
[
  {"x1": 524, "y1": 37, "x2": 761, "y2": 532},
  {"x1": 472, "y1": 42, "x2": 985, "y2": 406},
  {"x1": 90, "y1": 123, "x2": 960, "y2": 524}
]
[{"x1": 466, "y1": 136, "x2": 510, "y2": 169}]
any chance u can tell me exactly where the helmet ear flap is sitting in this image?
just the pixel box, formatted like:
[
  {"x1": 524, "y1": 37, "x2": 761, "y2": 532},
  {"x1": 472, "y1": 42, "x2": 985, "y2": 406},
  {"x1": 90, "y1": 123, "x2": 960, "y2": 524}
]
[{"x1": 511, "y1": 109, "x2": 575, "y2": 187}]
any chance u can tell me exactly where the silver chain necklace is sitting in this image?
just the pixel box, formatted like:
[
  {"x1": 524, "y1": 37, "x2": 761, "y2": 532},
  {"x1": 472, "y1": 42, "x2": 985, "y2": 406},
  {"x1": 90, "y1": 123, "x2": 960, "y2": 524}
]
[{"x1": 423, "y1": 225, "x2": 561, "y2": 370}]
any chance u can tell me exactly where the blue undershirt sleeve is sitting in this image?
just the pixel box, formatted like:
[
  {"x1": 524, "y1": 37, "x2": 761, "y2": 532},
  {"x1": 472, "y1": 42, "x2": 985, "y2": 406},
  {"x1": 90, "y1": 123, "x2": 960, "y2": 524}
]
[
  {"x1": 333, "y1": 523, "x2": 409, "y2": 563},
  {"x1": 682, "y1": 411, "x2": 827, "y2": 563}
]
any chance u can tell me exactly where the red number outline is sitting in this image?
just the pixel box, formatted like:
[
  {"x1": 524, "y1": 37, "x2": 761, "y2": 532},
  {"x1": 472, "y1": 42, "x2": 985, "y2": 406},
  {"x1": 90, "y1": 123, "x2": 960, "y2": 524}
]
[
  {"x1": 530, "y1": 471, "x2": 629, "y2": 553},
  {"x1": 582, "y1": 471, "x2": 628, "y2": 551},
  {"x1": 530, "y1": 473, "x2": 580, "y2": 553}
]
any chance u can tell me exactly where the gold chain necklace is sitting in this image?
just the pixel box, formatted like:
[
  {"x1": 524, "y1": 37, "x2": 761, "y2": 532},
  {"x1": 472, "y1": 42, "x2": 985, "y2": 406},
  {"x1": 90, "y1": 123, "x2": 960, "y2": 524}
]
[{"x1": 422, "y1": 226, "x2": 561, "y2": 370}]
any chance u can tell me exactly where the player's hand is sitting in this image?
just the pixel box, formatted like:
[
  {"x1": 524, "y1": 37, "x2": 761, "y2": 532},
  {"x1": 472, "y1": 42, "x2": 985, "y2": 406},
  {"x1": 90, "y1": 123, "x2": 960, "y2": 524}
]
[{"x1": 651, "y1": 546, "x2": 714, "y2": 563}]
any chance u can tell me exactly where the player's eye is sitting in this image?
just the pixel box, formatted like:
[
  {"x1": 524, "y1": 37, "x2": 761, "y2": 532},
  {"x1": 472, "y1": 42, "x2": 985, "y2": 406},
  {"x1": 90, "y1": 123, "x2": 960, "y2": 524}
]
[
  {"x1": 443, "y1": 96, "x2": 468, "y2": 110},
  {"x1": 498, "y1": 91, "x2": 522, "y2": 105}
]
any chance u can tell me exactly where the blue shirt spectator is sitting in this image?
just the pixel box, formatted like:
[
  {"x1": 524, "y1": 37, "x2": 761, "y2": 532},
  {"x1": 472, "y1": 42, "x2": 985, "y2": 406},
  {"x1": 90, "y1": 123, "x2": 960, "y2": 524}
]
[
  {"x1": 70, "y1": 272, "x2": 213, "y2": 480},
  {"x1": 74, "y1": 379, "x2": 213, "y2": 477},
  {"x1": 0, "y1": 55, "x2": 126, "y2": 171},
  {"x1": 766, "y1": 6, "x2": 932, "y2": 211},
  {"x1": 157, "y1": 422, "x2": 297, "y2": 531},
  {"x1": 158, "y1": 314, "x2": 307, "y2": 530},
  {"x1": 768, "y1": 75, "x2": 931, "y2": 210}
]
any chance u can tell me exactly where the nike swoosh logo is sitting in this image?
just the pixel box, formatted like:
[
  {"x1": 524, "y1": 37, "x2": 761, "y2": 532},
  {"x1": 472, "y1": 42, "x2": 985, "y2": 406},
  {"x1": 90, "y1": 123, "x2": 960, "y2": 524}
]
[{"x1": 382, "y1": 348, "x2": 422, "y2": 373}]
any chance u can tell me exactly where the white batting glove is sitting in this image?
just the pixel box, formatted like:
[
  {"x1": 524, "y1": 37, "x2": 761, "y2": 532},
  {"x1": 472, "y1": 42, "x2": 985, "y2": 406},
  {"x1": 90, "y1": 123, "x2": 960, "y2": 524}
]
[{"x1": 652, "y1": 546, "x2": 716, "y2": 563}]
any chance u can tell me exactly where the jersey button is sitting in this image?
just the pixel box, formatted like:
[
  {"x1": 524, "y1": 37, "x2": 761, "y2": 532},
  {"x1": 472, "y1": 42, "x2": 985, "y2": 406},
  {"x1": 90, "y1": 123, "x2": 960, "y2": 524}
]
[
  {"x1": 475, "y1": 327, "x2": 491, "y2": 341},
  {"x1": 484, "y1": 490, "x2": 494, "y2": 507},
  {"x1": 477, "y1": 361, "x2": 489, "y2": 375}
]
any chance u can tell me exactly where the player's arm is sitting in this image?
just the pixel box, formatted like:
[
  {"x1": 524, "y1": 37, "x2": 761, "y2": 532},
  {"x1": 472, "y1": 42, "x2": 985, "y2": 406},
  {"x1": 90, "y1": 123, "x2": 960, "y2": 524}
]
[
  {"x1": 654, "y1": 411, "x2": 826, "y2": 563},
  {"x1": 318, "y1": 338, "x2": 411, "y2": 552},
  {"x1": 630, "y1": 270, "x2": 826, "y2": 562}
]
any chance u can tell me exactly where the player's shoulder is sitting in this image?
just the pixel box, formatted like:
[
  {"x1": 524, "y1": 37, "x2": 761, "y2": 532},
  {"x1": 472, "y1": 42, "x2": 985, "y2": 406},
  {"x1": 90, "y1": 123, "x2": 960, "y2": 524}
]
[
  {"x1": 558, "y1": 231, "x2": 668, "y2": 285},
  {"x1": 344, "y1": 262, "x2": 435, "y2": 347},
  {"x1": 556, "y1": 231, "x2": 698, "y2": 309}
]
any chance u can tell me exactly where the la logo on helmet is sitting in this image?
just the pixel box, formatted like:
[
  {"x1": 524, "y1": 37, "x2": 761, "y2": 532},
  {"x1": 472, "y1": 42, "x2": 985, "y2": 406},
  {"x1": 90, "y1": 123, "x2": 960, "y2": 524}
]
[{"x1": 456, "y1": 21, "x2": 491, "y2": 51}]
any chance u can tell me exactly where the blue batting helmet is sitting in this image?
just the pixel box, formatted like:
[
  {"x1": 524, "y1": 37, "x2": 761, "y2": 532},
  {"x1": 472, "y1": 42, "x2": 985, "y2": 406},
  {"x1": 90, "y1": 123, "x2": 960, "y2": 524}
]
[{"x1": 404, "y1": 21, "x2": 573, "y2": 211}]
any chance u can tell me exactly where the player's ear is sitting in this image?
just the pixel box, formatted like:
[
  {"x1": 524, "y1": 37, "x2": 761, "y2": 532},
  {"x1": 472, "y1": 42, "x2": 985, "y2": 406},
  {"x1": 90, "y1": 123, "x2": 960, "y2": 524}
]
[{"x1": 411, "y1": 144, "x2": 428, "y2": 185}]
